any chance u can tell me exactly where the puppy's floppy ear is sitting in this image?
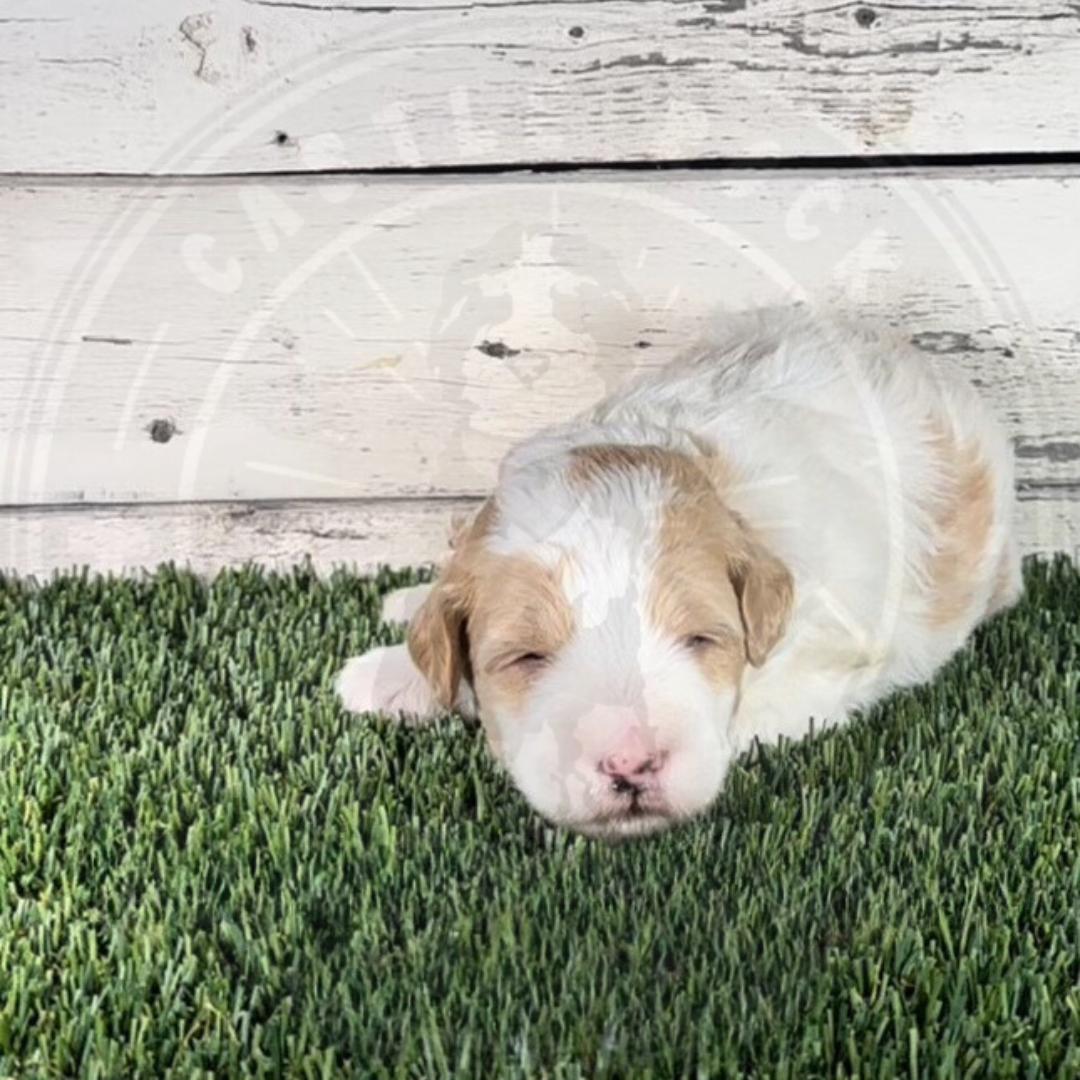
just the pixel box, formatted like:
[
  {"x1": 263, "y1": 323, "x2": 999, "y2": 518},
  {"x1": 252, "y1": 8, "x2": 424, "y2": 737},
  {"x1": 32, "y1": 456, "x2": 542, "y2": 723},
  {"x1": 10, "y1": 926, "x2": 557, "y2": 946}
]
[
  {"x1": 407, "y1": 498, "x2": 495, "y2": 710},
  {"x1": 406, "y1": 571, "x2": 471, "y2": 712},
  {"x1": 728, "y1": 527, "x2": 794, "y2": 667}
]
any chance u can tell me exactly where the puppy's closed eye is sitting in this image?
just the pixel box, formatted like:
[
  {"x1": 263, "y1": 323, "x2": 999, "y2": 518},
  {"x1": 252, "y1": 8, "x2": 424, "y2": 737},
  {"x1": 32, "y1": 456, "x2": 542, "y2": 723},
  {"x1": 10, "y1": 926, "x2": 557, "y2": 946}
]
[
  {"x1": 489, "y1": 650, "x2": 551, "y2": 676},
  {"x1": 679, "y1": 628, "x2": 740, "y2": 653},
  {"x1": 676, "y1": 625, "x2": 746, "y2": 694}
]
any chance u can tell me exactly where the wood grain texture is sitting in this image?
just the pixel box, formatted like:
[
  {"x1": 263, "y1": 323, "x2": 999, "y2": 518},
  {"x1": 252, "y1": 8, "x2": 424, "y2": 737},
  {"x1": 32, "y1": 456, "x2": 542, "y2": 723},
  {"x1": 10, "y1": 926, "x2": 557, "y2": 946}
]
[
  {"x1": 3, "y1": 167, "x2": 1078, "y2": 511},
  {"x1": 0, "y1": 499, "x2": 469, "y2": 579},
  {"x1": 1, "y1": 493, "x2": 1075, "y2": 581},
  {"x1": 2, "y1": 0, "x2": 1079, "y2": 175}
]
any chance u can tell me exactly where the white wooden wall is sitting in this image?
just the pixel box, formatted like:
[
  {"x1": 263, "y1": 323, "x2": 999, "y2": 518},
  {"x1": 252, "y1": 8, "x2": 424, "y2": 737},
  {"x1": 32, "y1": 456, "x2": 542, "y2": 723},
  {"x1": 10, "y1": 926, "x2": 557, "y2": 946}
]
[{"x1": 2, "y1": 0, "x2": 1079, "y2": 575}]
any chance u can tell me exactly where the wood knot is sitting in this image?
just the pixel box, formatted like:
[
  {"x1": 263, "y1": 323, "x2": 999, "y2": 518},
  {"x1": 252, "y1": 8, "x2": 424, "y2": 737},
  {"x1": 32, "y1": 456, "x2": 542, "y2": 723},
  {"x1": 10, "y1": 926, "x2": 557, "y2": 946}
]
[
  {"x1": 147, "y1": 418, "x2": 179, "y2": 444},
  {"x1": 477, "y1": 340, "x2": 521, "y2": 359},
  {"x1": 854, "y1": 6, "x2": 878, "y2": 28}
]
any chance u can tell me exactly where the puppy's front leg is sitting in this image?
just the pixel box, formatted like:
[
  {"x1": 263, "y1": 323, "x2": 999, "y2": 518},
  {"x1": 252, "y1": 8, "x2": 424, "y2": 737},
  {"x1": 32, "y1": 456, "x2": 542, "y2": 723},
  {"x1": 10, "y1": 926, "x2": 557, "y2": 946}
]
[
  {"x1": 335, "y1": 645, "x2": 477, "y2": 720},
  {"x1": 334, "y1": 584, "x2": 440, "y2": 719},
  {"x1": 335, "y1": 644, "x2": 448, "y2": 723},
  {"x1": 379, "y1": 582, "x2": 434, "y2": 625},
  {"x1": 336, "y1": 582, "x2": 478, "y2": 721}
]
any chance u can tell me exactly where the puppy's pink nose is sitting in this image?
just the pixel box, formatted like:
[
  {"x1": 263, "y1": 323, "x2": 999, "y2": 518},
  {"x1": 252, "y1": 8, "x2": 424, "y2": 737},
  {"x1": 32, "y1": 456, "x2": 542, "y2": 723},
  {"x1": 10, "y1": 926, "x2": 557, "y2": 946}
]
[{"x1": 598, "y1": 732, "x2": 668, "y2": 782}]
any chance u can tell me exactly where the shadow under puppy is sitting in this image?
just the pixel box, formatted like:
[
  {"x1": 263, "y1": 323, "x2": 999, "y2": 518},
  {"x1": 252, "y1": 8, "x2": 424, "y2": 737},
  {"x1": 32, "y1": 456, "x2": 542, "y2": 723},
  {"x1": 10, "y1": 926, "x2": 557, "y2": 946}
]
[{"x1": 337, "y1": 308, "x2": 1022, "y2": 839}]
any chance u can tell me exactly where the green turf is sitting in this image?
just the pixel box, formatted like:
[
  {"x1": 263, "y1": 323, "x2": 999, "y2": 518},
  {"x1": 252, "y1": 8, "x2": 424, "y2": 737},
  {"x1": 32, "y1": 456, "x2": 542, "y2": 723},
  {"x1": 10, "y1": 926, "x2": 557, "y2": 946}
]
[{"x1": 0, "y1": 557, "x2": 1078, "y2": 1079}]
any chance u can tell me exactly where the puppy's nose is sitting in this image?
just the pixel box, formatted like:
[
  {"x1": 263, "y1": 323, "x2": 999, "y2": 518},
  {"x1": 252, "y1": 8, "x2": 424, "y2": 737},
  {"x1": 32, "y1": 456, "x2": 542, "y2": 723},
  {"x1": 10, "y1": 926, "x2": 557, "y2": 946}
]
[{"x1": 598, "y1": 739, "x2": 669, "y2": 791}]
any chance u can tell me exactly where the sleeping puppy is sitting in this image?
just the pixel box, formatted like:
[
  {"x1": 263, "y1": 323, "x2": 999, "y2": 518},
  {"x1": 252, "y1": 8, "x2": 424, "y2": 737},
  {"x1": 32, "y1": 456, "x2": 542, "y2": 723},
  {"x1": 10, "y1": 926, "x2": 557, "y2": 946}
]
[{"x1": 336, "y1": 308, "x2": 1022, "y2": 839}]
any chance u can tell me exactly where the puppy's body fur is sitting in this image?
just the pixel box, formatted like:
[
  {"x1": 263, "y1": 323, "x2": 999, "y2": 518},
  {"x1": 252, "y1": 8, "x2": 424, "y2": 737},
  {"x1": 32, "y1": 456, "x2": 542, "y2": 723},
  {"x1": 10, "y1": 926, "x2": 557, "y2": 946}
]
[{"x1": 337, "y1": 309, "x2": 1021, "y2": 837}]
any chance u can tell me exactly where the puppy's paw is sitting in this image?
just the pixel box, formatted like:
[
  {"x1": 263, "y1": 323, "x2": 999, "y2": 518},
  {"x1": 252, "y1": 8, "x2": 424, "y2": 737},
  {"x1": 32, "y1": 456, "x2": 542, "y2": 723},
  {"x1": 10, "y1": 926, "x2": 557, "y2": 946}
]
[
  {"x1": 334, "y1": 644, "x2": 443, "y2": 723},
  {"x1": 380, "y1": 583, "x2": 433, "y2": 624}
]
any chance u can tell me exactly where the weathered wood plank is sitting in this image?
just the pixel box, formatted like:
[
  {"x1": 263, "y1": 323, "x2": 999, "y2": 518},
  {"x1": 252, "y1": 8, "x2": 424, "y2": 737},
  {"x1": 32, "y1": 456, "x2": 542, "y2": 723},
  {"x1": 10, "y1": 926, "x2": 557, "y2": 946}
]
[
  {"x1": 1, "y1": 492, "x2": 1074, "y2": 580},
  {"x1": 3, "y1": 167, "x2": 1078, "y2": 509},
  {"x1": 0, "y1": 499, "x2": 469, "y2": 579},
  {"x1": 2, "y1": 0, "x2": 1079, "y2": 175}
]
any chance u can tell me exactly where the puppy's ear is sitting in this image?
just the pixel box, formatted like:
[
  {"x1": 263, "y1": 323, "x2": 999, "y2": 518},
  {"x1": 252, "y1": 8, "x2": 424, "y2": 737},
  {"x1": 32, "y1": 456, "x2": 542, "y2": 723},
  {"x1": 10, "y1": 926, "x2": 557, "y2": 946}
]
[
  {"x1": 406, "y1": 571, "x2": 472, "y2": 712},
  {"x1": 407, "y1": 499, "x2": 497, "y2": 709},
  {"x1": 729, "y1": 530, "x2": 794, "y2": 667}
]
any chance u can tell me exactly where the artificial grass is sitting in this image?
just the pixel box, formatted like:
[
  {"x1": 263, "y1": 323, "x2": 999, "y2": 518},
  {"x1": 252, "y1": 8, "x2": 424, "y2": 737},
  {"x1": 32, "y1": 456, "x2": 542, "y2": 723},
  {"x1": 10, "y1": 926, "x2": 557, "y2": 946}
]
[{"x1": 0, "y1": 558, "x2": 1078, "y2": 1080}]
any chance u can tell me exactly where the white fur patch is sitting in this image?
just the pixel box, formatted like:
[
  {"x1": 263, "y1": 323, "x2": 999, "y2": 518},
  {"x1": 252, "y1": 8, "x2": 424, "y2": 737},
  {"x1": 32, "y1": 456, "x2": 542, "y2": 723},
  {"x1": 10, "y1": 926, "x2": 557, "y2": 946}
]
[
  {"x1": 380, "y1": 583, "x2": 434, "y2": 624},
  {"x1": 334, "y1": 645, "x2": 443, "y2": 723}
]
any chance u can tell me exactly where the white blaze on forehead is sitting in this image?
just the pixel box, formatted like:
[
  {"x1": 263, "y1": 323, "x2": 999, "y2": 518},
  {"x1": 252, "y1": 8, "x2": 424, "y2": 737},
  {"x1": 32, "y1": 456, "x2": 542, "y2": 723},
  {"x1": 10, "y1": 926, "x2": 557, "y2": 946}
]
[
  {"x1": 560, "y1": 510, "x2": 654, "y2": 631},
  {"x1": 488, "y1": 453, "x2": 674, "y2": 630}
]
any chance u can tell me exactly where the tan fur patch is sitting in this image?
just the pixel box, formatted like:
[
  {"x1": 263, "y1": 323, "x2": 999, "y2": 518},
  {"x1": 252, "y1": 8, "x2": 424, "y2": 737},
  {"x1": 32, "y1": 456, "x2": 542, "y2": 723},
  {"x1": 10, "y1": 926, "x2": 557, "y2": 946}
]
[
  {"x1": 447, "y1": 498, "x2": 498, "y2": 553},
  {"x1": 567, "y1": 443, "x2": 731, "y2": 497},
  {"x1": 568, "y1": 443, "x2": 792, "y2": 677},
  {"x1": 407, "y1": 499, "x2": 499, "y2": 710},
  {"x1": 409, "y1": 497, "x2": 575, "y2": 756},
  {"x1": 924, "y1": 425, "x2": 995, "y2": 628},
  {"x1": 651, "y1": 580, "x2": 746, "y2": 693},
  {"x1": 469, "y1": 556, "x2": 575, "y2": 714},
  {"x1": 647, "y1": 473, "x2": 748, "y2": 693}
]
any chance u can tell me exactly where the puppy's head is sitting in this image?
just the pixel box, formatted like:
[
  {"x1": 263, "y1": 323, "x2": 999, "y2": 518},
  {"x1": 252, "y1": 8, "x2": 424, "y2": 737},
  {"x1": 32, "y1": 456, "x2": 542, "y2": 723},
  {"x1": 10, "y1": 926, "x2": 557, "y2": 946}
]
[{"x1": 407, "y1": 443, "x2": 793, "y2": 838}]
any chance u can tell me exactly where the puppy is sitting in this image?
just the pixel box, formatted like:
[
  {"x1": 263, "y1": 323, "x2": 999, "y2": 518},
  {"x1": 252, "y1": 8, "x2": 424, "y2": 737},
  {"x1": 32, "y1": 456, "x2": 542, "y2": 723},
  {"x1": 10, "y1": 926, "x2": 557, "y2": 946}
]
[{"x1": 336, "y1": 308, "x2": 1022, "y2": 839}]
